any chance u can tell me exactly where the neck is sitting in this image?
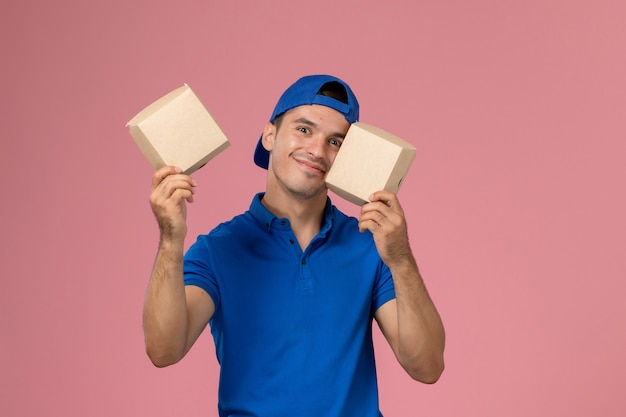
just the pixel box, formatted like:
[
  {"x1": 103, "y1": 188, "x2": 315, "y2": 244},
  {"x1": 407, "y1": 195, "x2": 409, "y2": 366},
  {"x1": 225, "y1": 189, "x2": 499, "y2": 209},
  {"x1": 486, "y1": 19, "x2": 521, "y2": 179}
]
[{"x1": 261, "y1": 187, "x2": 327, "y2": 251}]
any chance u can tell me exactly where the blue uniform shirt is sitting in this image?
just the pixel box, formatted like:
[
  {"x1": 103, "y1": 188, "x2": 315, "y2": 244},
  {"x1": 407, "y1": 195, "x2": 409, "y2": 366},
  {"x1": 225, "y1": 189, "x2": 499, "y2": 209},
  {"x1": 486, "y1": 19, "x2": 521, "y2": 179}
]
[{"x1": 184, "y1": 193, "x2": 396, "y2": 417}]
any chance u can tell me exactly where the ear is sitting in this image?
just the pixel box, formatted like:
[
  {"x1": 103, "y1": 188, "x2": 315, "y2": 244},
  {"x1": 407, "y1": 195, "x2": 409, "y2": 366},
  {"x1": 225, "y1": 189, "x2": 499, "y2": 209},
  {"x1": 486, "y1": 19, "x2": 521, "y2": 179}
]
[{"x1": 261, "y1": 122, "x2": 275, "y2": 151}]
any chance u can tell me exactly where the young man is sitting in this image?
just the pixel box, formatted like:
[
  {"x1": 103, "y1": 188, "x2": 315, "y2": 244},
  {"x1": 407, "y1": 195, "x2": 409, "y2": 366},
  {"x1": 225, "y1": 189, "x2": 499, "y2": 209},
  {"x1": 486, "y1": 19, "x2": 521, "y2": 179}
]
[{"x1": 144, "y1": 75, "x2": 445, "y2": 416}]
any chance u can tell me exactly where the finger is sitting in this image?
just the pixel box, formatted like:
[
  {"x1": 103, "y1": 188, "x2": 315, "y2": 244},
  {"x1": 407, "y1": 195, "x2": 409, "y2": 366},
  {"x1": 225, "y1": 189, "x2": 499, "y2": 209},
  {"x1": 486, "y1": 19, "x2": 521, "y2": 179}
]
[
  {"x1": 363, "y1": 217, "x2": 386, "y2": 229},
  {"x1": 360, "y1": 209, "x2": 384, "y2": 225},
  {"x1": 358, "y1": 209, "x2": 387, "y2": 234},
  {"x1": 151, "y1": 187, "x2": 194, "y2": 213},
  {"x1": 152, "y1": 166, "x2": 199, "y2": 190},
  {"x1": 150, "y1": 177, "x2": 196, "y2": 213},
  {"x1": 360, "y1": 201, "x2": 389, "y2": 218},
  {"x1": 152, "y1": 166, "x2": 182, "y2": 188},
  {"x1": 360, "y1": 198, "x2": 397, "y2": 226},
  {"x1": 368, "y1": 191, "x2": 395, "y2": 205},
  {"x1": 171, "y1": 188, "x2": 195, "y2": 204},
  {"x1": 360, "y1": 204, "x2": 406, "y2": 236},
  {"x1": 158, "y1": 178, "x2": 196, "y2": 201},
  {"x1": 358, "y1": 218, "x2": 378, "y2": 233},
  {"x1": 369, "y1": 192, "x2": 406, "y2": 220}
]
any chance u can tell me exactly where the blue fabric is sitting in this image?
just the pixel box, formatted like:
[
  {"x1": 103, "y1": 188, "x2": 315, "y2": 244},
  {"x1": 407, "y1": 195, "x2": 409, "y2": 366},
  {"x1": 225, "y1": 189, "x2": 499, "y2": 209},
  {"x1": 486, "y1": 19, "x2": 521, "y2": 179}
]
[{"x1": 184, "y1": 193, "x2": 395, "y2": 417}]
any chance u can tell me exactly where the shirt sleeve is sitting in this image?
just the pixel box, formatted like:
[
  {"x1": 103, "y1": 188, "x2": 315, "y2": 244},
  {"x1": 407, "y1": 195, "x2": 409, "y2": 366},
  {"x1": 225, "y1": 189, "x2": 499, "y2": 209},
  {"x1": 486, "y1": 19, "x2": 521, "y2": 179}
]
[
  {"x1": 184, "y1": 234, "x2": 221, "y2": 310},
  {"x1": 371, "y1": 261, "x2": 396, "y2": 315}
]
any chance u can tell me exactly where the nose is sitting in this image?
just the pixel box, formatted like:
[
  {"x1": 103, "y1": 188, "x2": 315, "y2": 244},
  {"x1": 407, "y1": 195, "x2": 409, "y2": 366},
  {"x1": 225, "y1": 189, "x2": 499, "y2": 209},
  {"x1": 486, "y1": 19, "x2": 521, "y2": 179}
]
[{"x1": 305, "y1": 134, "x2": 326, "y2": 159}]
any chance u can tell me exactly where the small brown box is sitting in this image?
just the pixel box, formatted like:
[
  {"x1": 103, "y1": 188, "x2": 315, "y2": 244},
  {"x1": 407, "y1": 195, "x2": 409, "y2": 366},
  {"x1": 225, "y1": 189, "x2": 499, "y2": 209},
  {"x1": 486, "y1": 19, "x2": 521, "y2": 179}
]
[
  {"x1": 126, "y1": 84, "x2": 230, "y2": 174},
  {"x1": 326, "y1": 122, "x2": 416, "y2": 205}
]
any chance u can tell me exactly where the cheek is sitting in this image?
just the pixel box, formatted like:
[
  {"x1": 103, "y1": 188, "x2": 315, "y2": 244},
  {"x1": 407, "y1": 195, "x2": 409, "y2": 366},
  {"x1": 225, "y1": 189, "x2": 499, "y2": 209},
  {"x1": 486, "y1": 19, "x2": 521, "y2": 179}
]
[
  {"x1": 271, "y1": 134, "x2": 299, "y2": 164},
  {"x1": 328, "y1": 148, "x2": 340, "y2": 165},
  {"x1": 278, "y1": 134, "x2": 305, "y2": 155}
]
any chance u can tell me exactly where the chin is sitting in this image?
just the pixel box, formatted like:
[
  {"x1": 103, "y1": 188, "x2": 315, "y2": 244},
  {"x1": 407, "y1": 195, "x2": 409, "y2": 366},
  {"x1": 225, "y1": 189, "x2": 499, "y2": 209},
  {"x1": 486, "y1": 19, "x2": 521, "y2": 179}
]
[{"x1": 289, "y1": 184, "x2": 327, "y2": 200}]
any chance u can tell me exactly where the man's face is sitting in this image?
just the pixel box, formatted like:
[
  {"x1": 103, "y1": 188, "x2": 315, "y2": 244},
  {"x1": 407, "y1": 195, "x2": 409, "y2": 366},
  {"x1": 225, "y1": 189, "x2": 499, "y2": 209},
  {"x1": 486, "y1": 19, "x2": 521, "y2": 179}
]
[{"x1": 262, "y1": 104, "x2": 350, "y2": 200}]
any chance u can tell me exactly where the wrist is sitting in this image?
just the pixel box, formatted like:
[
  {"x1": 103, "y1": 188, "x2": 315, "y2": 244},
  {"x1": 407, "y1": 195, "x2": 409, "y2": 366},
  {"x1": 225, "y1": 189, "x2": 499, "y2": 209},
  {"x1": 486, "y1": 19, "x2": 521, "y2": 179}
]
[
  {"x1": 386, "y1": 253, "x2": 419, "y2": 275},
  {"x1": 158, "y1": 234, "x2": 185, "y2": 254}
]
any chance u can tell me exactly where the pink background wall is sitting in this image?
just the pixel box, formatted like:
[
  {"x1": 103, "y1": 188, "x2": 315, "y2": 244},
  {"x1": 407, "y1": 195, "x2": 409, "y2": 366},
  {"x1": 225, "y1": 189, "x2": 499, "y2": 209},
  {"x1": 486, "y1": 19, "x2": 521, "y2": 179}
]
[{"x1": 1, "y1": 0, "x2": 625, "y2": 416}]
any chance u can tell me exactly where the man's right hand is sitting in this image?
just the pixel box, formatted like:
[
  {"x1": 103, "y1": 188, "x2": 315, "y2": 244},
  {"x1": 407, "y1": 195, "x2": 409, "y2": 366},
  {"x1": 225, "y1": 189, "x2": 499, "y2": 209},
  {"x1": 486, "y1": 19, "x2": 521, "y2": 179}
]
[{"x1": 149, "y1": 166, "x2": 197, "y2": 242}]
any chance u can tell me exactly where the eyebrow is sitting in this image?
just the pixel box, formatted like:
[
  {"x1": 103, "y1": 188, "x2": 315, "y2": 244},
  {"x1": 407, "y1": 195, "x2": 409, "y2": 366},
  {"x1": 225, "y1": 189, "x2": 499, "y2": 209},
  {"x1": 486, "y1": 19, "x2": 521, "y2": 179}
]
[{"x1": 292, "y1": 117, "x2": 346, "y2": 139}]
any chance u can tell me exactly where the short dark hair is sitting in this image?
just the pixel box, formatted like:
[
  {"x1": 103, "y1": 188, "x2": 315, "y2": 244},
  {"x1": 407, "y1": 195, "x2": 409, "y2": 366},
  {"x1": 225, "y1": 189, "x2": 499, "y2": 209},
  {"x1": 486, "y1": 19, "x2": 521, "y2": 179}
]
[
  {"x1": 317, "y1": 81, "x2": 349, "y2": 104},
  {"x1": 272, "y1": 81, "x2": 349, "y2": 130}
]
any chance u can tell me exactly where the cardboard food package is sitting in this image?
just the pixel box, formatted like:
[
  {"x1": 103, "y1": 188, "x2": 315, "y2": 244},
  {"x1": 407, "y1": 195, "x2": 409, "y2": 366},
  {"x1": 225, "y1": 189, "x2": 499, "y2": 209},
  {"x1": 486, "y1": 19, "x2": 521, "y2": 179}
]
[
  {"x1": 126, "y1": 84, "x2": 230, "y2": 174},
  {"x1": 325, "y1": 122, "x2": 416, "y2": 205}
]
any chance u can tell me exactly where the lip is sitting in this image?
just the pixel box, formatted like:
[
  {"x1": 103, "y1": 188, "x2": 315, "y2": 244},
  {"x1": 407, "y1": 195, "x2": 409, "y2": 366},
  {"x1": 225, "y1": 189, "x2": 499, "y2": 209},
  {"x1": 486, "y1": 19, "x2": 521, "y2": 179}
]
[{"x1": 295, "y1": 157, "x2": 326, "y2": 175}]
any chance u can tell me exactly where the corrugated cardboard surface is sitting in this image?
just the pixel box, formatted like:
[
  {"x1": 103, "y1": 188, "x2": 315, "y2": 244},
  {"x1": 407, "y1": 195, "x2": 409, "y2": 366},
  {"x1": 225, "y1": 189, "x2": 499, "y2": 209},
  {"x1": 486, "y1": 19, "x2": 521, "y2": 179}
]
[
  {"x1": 326, "y1": 122, "x2": 416, "y2": 205},
  {"x1": 127, "y1": 84, "x2": 230, "y2": 174}
]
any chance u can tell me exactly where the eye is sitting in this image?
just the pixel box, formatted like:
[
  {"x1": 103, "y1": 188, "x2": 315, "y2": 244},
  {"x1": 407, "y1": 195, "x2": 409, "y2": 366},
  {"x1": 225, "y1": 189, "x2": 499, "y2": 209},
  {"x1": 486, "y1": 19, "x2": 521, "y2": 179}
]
[
  {"x1": 329, "y1": 138, "x2": 343, "y2": 147},
  {"x1": 297, "y1": 126, "x2": 311, "y2": 134}
]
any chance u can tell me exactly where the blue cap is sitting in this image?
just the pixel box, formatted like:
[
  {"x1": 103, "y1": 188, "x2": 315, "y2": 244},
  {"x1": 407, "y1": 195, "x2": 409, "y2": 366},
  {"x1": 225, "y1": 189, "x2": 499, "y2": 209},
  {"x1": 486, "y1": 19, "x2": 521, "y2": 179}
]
[{"x1": 254, "y1": 74, "x2": 360, "y2": 169}]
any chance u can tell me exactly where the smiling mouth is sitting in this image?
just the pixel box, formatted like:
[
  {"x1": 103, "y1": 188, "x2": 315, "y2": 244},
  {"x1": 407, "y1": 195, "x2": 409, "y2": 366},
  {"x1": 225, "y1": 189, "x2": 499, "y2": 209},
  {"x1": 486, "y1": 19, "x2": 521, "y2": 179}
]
[{"x1": 295, "y1": 157, "x2": 326, "y2": 174}]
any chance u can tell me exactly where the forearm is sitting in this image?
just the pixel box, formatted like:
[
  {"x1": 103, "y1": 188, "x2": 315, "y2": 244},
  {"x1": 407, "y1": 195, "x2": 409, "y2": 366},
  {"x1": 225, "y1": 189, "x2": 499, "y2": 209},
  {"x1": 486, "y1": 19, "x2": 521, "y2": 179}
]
[
  {"x1": 142, "y1": 237, "x2": 189, "y2": 367},
  {"x1": 390, "y1": 256, "x2": 445, "y2": 382}
]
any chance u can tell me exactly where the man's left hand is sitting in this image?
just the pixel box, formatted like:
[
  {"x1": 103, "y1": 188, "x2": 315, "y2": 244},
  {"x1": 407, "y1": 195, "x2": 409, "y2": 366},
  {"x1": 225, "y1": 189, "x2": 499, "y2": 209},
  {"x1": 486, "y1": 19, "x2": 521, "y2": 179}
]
[{"x1": 358, "y1": 191, "x2": 412, "y2": 268}]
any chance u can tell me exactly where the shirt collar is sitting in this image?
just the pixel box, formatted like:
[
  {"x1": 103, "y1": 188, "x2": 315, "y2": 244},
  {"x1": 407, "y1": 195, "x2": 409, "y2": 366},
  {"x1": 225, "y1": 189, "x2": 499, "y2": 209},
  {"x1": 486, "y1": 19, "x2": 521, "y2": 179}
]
[{"x1": 249, "y1": 192, "x2": 335, "y2": 233}]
